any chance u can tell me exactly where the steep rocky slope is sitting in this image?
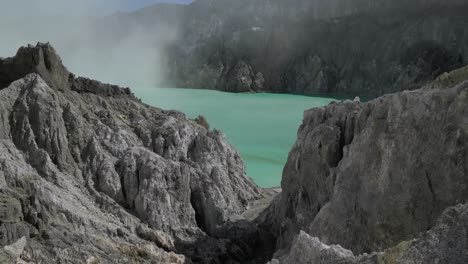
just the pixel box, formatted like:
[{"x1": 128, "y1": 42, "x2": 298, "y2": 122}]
[
  {"x1": 0, "y1": 43, "x2": 268, "y2": 264},
  {"x1": 268, "y1": 202, "x2": 468, "y2": 264},
  {"x1": 1, "y1": 42, "x2": 467, "y2": 264},
  {"x1": 262, "y1": 66, "x2": 468, "y2": 262},
  {"x1": 108, "y1": 0, "x2": 468, "y2": 97}
]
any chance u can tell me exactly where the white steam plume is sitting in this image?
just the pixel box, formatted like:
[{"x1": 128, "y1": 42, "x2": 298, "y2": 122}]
[{"x1": 0, "y1": 0, "x2": 180, "y2": 88}]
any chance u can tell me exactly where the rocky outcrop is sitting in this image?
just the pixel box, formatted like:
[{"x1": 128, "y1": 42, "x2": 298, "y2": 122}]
[
  {"x1": 1, "y1": 42, "x2": 467, "y2": 264},
  {"x1": 269, "y1": 202, "x2": 468, "y2": 264},
  {"x1": 0, "y1": 43, "x2": 133, "y2": 97},
  {"x1": 260, "y1": 66, "x2": 468, "y2": 262},
  {"x1": 0, "y1": 43, "x2": 266, "y2": 263},
  {"x1": 0, "y1": 43, "x2": 70, "y2": 91},
  {"x1": 221, "y1": 61, "x2": 265, "y2": 93}
]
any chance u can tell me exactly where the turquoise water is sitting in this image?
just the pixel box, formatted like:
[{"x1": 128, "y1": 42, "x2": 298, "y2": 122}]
[{"x1": 133, "y1": 88, "x2": 335, "y2": 188}]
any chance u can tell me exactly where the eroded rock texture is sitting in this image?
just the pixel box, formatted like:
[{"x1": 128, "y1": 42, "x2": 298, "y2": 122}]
[
  {"x1": 0, "y1": 43, "x2": 264, "y2": 264},
  {"x1": 262, "y1": 66, "x2": 468, "y2": 262},
  {"x1": 1, "y1": 42, "x2": 467, "y2": 264},
  {"x1": 269, "y1": 202, "x2": 468, "y2": 264}
]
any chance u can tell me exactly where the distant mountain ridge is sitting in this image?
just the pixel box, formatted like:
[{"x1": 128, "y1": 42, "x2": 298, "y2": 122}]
[{"x1": 108, "y1": 0, "x2": 468, "y2": 97}]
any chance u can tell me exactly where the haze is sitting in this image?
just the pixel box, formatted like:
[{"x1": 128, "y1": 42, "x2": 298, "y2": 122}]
[{"x1": 0, "y1": 0, "x2": 190, "y2": 87}]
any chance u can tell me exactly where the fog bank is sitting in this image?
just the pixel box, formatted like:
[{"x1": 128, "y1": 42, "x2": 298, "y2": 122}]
[{"x1": 0, "y1": 0, "x2": 181, "y2": 88}]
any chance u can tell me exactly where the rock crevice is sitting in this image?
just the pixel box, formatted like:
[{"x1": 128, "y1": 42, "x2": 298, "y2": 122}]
[
  {"x1": 0, "y1": 44, "x2": 264, "y2": 263},
  {"x1": 1, "y1": 42, "x2": 467, "y2": 264},
  {"x1": 265, "y1": 69, "x2": 468, "y2": 261}
]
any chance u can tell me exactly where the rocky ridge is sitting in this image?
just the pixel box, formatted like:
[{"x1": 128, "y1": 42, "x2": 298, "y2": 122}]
[
  {"x1": 268, "y1": 202, "x2": 468, "y2": 264},
  {"x1": 262, "y1": 65, "x2": 468, "y2": 263},
  {"x1": 0, "y1": 43, "x2": 268, "y2": 264},
  {"x1": 114, "y1": 0, "x2": 468, "y2": 97},
  {"x1": 0, "y1": 42, "x2": 467, "y2": 264}
]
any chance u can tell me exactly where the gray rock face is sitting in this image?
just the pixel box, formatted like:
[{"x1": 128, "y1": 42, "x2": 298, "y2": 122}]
[
  {"x1": 268, "y1": 231, "x2": 356, "y2": 264},
  {"x1": 124, "y1": 0, "x2": 468, "y2": 97},
  {"x1": 272, "y1": 79, "x2": 468, "y2": 253},
  {"x1": 1, "y1": 42, "x2": 467, "y2": 264},
  {"x1": 260, "y1": 66, "x2": 468, "y2": 262},
  {"x1": 0, "y1": 44, "x2": 264, "y2": 263},
  {"x1": 223, "y1": 61, "x2": 254, "y2": 93},
  {"x1": 0, "y1": 196, "x2": 29, "y2": 247},
  {"x1": 269, "y1": 202, "x2": 468, "y2": 264},
  {"x1": 0, "y1": 43, "x2": 70, "y2": 91},
  {"x1": 221, "y1": 61, "x2": 265, "y2": 93},
  {"x1": 0, "y1": 42, "x2": 134, "y2": 97},
  {"x1": 6, "y1": 2, "x2": 467, "y2": 97},
  {"x1": 3, "y1": 236, "x2": 27, "y2": 258}
]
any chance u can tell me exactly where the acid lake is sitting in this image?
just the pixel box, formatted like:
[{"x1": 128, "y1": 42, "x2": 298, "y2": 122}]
[{"x1": 133, "y1": 88, "x2": 335, "y2": 188}]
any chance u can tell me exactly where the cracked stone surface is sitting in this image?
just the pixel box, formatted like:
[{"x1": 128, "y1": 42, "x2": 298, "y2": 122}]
[
  {"x1": 268, "y1": 202, "x2": 468, "y2": 264},
  {"x1": 1, "y1": 42, "x2": 467, "y2": 264},
  {"x1": 0, "y1": 43, "x2": 265, "y2": 264},
  {"x1": 259, "y1": 66, "x2": 468, "y2": 262}
]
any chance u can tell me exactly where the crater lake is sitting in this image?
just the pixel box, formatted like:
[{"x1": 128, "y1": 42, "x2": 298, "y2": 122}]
[{"x1": 133, "y1": 88, "x2": 335, "y2": 188}]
